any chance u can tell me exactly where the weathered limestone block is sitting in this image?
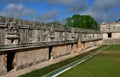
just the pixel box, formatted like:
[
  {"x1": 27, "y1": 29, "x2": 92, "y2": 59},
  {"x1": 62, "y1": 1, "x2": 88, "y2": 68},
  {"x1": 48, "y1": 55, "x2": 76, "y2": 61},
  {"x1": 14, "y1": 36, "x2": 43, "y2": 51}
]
[
  {"x1": 36, "y1": 30, "x2": 41, "y2": 42},
  {"x1": 98, "y1": 40, "x2": 103, "y2": 45},
  {"x1": 85, "y1": 41, "x2": 94, "y2": 50},
  {"x1": 43, "y1": 30, "x2": 49, "y2": 42},
  {"x1": 87, "y1": 41, "x2": 92, "y2": 48},
  {"x1": 0, "y1": 53, "x2": 7, "y2": 76},
  {"x1": 59, "y1": 32, "x2": 64, "y2": 41},
  {"x1": 54, "y1": 32, "x2": 60, "y2": 41},
  {"x1": 81, "y1": 43, "x2": 85, "y2": 52},
  {"x1": 0, "y1": 16, "x2": 104, "y2": 76},
  {"x1": 103, "y1": 33, "x2": 109, "y2": 39},
  {"x1": 40, "y1": 30, "x2": 46, "y2": 42},
  {"x1": 52, "y1": 45, "x2": 71, "y2": 58},
  {"x1": 71, "y1": 44, "x2": 77, "y2": 53},
  {"x1": 84, "y1": 42, "x2": 89, "y2": 49},
  {"x1": 0, "y1": 16, "x2": 6, "y2": 23},
  {"x1": 77, "y1": 35, "x2": 82, "y2": 53},
  {"x1": 93, "y1": 41, "x2": 97, "y2": 46},
  {"x1": 62, "y1": 32, "x2": 67, "y2": 41},
  {"x1": 19, "y1": 28, "x2": 29, "y2": 44},
  {"x1": 16, "y1": 48, "x2": 49, "y2": 70},
  {"x1": 32, "y1": 30, "x2": 39, "y2": 43},
  {"x1": 28, "y1": 29, "x2": 33, "y2": 43},
  {"x1": 112, "y1": 33, "x2": 120, "y2": 39},
  {"x1": 0, "y1": 29, "x2": 5, "y2": 45}
]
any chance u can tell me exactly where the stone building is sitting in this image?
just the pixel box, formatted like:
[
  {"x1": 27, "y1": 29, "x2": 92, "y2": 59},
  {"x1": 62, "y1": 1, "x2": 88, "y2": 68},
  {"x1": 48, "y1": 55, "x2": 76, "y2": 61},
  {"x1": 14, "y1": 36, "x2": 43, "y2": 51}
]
[
  {"x1": 0, "y1": 16, "x2": 103, "y2": 76},
  {"x1": 100, "y1": 21, "x2": 120, "y2": 44}
]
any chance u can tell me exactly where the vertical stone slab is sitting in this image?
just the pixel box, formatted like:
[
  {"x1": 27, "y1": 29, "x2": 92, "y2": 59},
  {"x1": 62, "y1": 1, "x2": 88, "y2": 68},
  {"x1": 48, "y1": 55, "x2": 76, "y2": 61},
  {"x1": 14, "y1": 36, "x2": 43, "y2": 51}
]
[
  {"x1": 77, "y1": 35, "x2": 82, "y2": 53},
  {"x1": 71, "y1": 44, "x2": 77, "y2": 53},
  {"x1": 16, "y1": 47, "x2": 49, "y2": 70},
  {"x1": 54, "y1": 32, "x2": 60, "y2": 41},
  {"x1": 51, "y1": 45, "x2": 71, "y2": 58},
  {"x1": 0, "y1": 53, "x2": 7, "y2": 76},
  {"x1": 0, "y1": 29, "x2": 5, "y2": 45},
  {"x1": 32, "y1": 30, "x2": 36, "y2": 43}
]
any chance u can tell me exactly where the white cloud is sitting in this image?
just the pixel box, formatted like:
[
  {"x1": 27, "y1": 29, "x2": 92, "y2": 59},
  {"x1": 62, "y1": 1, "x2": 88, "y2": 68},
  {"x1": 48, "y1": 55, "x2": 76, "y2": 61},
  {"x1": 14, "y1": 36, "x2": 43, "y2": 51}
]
[
  {"x1": 48, "y1": 0, "x2": 77, "y2": 5},
  {"x1": 0, "y1": 0, "x2": 43, "y2": 3},
  {"x1": 82, "y1": 0, "x2": 120, "y2": 22},
  {"x1": 0, "y1": 4, "x2": 35, "y2": 18},
  {"x1": 37, "y1": 9, "x2": 58, "y2": 22},
  {"x1": 47, "y1": 0, "x2": 89, "y2": 12},
  {"x1": 1, "y1": 0, "x2": 120, "y2": 22},
  {"x1": 93, "y1": 0, "x2": 120, "y2": 10}
]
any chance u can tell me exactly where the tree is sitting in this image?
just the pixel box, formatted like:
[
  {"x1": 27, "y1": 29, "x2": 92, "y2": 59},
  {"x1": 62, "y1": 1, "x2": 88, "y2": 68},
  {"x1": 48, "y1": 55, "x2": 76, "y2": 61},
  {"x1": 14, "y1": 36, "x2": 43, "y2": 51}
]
[
  {"x1": 65, "y1": 14, "x2": 99, "y2": 30},
  {"x1": 50, "y1": 20, "x2": 61, "y2": 25},
  {"x1": 66, "y1": 17, "x2": 73, "y2": 27}
]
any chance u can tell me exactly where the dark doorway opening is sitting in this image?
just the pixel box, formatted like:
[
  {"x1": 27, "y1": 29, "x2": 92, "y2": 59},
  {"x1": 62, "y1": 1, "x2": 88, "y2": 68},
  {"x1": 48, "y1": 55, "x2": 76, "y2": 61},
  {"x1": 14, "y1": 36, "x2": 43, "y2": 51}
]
[
  {"x1": 71, "y1": 44, "x2": 73, "y2": 48},
  {"x1": 49, "y1": 46, "x2": 53, "y2": 59},
  {"x1": 71, "y1": 44, "x2": 73, "y2": 50},
  {"x1": 7, "y1": 52, "x2": 15, "y2": 72},
  {"x1": 11, "y1": 39, "x2": 14, "y2": 44},
  {"x1": 108, "y1": 33, "x2": 112, "y2": 38}
]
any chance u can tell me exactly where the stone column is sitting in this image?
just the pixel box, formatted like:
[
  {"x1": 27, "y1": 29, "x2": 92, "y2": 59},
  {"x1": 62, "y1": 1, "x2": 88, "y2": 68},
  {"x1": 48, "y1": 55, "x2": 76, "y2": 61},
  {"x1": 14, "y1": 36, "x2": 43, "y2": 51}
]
[
  {"x1": 32, "y1": 30, "x2": 38, "y2": 43},
  {"x1": 77, "y1": 35, "x2": 82, "y2": 53},
  {"x1": 0, "y1": 53, "x2": 7, "y2": 76}
]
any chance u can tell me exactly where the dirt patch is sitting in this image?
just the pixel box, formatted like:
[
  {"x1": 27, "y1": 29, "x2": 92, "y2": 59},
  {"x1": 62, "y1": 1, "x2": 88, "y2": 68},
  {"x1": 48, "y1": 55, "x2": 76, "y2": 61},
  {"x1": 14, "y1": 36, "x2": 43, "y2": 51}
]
[
  {"x1": 100, "y1": 51, "x2": 120, "y2": 54},
  {"x1": 110, "y1": 57, "x2": 120, "y2": 61},
  {"x1": 100, "y1": 51, "x2": 120, "y2": 61}
]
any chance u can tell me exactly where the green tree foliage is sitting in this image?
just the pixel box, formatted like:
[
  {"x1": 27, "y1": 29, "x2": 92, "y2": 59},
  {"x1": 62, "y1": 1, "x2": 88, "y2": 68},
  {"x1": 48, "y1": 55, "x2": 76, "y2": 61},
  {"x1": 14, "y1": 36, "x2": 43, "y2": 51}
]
[
  {"x1": 66, "y1": 17, "x2": 73, "y2": 27},
  {"x1": 50, "y1": 20, "x2": 61, "y2": 25},
  {"x1": 65, "y1": 14, "x2": 99, "y2": 30}
]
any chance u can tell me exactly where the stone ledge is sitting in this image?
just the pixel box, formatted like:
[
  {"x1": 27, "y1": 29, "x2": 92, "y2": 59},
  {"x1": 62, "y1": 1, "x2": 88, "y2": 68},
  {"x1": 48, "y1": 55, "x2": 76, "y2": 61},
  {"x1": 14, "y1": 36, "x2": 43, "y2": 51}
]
[{"x1": 0, "y1": 40, "x2": 77, "y2": 52}]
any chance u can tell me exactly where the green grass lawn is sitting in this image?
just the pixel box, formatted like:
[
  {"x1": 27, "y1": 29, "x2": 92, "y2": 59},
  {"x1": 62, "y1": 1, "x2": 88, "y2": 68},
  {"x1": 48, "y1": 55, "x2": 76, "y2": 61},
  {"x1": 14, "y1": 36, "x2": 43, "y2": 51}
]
[
  {"x1": 20, "y1": 46, "x2": 105, "y2": 77},
  {"x1": 105, "y1": 45, "x2": 120, "y2": 51},
  {"x1": 20, "y1": 50, "x2": 89, "y2": 77},
  {"x1": 58, "y1": 45, "x2": 120, "y2": 77}
]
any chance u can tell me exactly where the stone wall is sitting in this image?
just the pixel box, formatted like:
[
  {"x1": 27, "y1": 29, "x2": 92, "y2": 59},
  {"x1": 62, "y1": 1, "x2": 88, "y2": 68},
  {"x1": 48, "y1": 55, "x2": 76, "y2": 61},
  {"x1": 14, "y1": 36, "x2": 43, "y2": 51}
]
[
  {"x1": 51, "y1": 45, "x2": 71, "y2": 58},
  {"x1": 0, "y1": 16, "x2": 103, "y2": 76},
  {"x1": 0, "y1": 16, "x2": 102, "y2": 46},
  {"x1": 16, "y1": 47, "x2": 49, "y2": 70},
  {"x1": 100, "y1": 21, "x2": 120, "y2": 44},
  {"x1": 0, "y1": 53, "x2": 7, "y2": 75},
  {"x1": 100, "y1": 22, "x2": 120, "y2": 33},
  {"x1": 71, "y1": 44, "x2": 77, "y2": 53}
]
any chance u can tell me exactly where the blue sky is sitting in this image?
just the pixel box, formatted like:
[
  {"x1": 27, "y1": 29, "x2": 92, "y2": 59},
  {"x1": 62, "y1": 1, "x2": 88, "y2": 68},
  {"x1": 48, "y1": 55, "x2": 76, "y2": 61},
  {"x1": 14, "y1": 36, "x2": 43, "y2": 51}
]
[{"x1": 0, "y1": 0, "x2": 120, "y2": 23}]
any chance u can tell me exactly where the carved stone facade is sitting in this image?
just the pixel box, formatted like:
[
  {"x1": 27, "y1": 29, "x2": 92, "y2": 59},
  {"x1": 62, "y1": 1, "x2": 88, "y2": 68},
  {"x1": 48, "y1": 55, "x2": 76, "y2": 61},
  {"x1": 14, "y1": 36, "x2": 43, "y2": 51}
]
[
  {"x1": 100, "y1": 21, "x2": 120, "y2": 44},
  {"x1": 0, "y1": 16, "x2": 103, "y2": 76}
]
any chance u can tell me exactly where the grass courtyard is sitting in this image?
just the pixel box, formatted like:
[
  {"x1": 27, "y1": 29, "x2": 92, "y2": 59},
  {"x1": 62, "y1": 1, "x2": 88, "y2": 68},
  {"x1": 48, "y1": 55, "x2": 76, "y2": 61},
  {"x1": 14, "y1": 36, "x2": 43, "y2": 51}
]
[
  {"x1": 20, "y1": 45, "x2": 120, "y2": 77},
  {"x1": 20, "y1": 46, "x2": 105, "y2": 77},
  {"x1": 58, "y1": 45, "x2": 120, "y2": 77}
]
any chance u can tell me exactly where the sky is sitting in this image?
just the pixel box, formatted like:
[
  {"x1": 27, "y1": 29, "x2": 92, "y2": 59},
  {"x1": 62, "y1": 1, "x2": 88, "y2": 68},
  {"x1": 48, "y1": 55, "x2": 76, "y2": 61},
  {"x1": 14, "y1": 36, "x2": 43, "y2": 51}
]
[{"x1": 0, "y1": 0, "x2": 120, "y2": 23}]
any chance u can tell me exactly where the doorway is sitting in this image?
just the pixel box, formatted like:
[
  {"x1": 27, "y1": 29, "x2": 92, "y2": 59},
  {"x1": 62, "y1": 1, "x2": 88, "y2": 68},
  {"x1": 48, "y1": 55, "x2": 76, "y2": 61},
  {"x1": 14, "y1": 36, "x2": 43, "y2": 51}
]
[
  {"x1": 108, "y1": 33, "x2": 112, "y2": 38},
  {"x1": 7, "y1": 52, "x2": 15, "y2": 72},
  {"x1": 49, "y1": 46, "x2": 53, "y2": 59}
]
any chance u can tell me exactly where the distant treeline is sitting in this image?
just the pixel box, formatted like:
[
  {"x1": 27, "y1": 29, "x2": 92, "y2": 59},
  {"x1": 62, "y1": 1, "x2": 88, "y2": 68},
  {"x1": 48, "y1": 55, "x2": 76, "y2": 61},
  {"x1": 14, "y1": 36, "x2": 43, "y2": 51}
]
[
  {"x1": 65, "y1": 14, "x2": 99, "y2": 30},
  {"x1": 49, "y1": 14, "x2": 99, "y2": 30}
]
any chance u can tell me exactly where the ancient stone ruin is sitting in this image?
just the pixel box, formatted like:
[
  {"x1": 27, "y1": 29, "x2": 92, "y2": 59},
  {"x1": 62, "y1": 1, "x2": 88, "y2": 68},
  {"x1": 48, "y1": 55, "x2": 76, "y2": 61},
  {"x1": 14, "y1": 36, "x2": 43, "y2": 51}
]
[{"x1": 0, "y1": 16, "x2": 119, "y2": 76}]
